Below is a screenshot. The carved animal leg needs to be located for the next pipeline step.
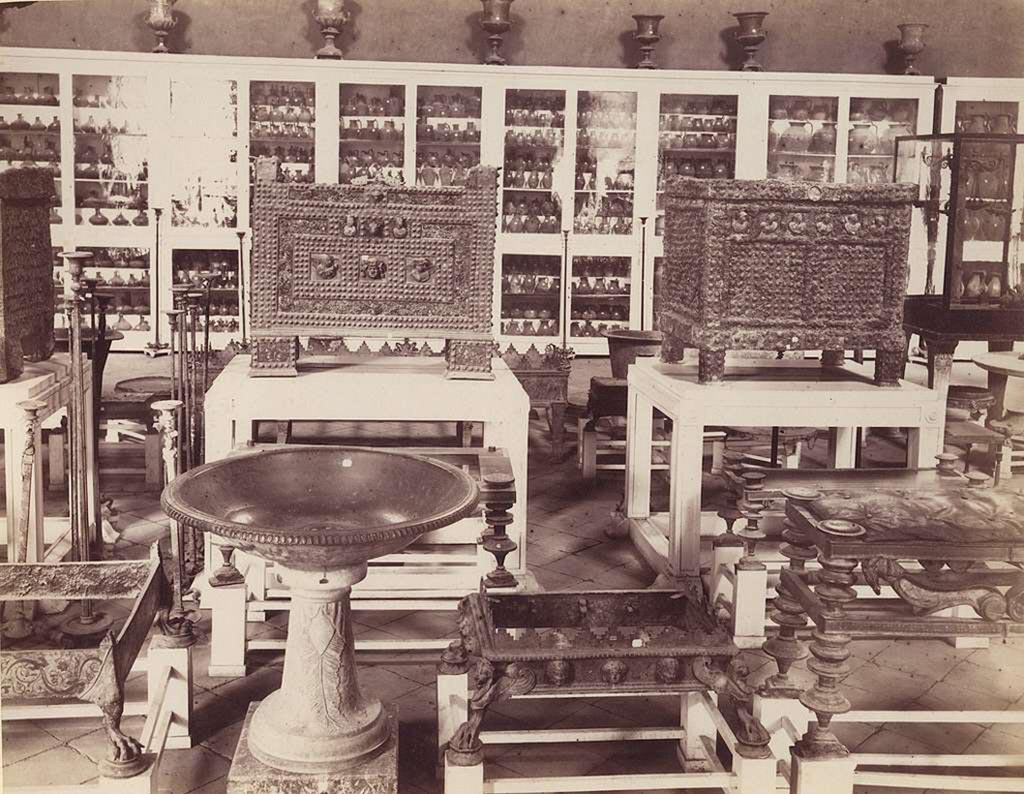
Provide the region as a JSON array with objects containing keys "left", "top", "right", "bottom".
[
  {"left": 81, "top": 632, "right": 145, "bottom": 777},
  {"left": 698, "top": 348, "right": 727, "bottom": 384}
]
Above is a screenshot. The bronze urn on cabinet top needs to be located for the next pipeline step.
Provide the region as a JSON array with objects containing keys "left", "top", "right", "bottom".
[
  {"left": 659, "top": 178, "right": 917, "bottom": 385},
  {"left": 249, "top": 166, "right": 499, "bottom": 379}
]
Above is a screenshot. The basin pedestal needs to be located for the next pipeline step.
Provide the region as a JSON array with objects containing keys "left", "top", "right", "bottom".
[
  {"left": 161, "top": 446, "right": 480, "bottom": 793},
  {"left": 247, "top": 563, "right": 388, "bottom": 772}
]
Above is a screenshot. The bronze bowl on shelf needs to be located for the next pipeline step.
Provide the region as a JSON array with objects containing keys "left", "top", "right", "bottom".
[
  {"left": 603, "top": 328, "right": 663, "bottom": 380},
  {"left": 162, "top": 446, "right": 479, "bottom": 773}
]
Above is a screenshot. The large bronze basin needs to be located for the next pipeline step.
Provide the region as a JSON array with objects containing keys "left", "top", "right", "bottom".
[{"left": 161, "top": 446, "right": 480, "bottom": 571}]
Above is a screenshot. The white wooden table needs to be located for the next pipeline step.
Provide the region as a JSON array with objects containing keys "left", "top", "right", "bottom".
[
  {"left": 974, "top": 351, "right": 1024, "bottom": 477},
  {"left": 1, "top": 354, "right": 96, "bottom": 561},
  {"left": 625, "top": 357, "right": 944, "bottom": 582},
  {"left": 199, "top": 355, "right": 531, "bottom": 675}
]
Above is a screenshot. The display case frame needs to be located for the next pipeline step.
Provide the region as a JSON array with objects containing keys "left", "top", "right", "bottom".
[{"left": 1, "top": 47, "right": 936, "bottom": 355}]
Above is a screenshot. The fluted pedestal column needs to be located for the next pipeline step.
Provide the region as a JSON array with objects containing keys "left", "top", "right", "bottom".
[{"left": 247, "top": 563, "right": 389, "bottom": 773}]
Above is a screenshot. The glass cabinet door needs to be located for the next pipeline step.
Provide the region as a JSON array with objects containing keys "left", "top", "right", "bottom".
[
  {"left": 767, "top": 94, "right": 838, "bottom": 183},
  {"left": 73, "top": 75, "right": 149, "bottom": 226},
  {"left": 169, "top": 79, "right": 238, "bottom": 227},
  {"left": 249, "top": 80, "right": 315, "bottom": 184},
  {"left": 415, "top": 85, "right": 481, "bottom": 187},
  {"left": 172, "top": 249, "right": 241, "bottom": 344},
  {"left": 502, "top": 88, "right": 565, "bottom": 235},
  {"left": 499, "top": 254, "right": 561, "bottom": 339},
  {"left": 656, "top": 93, "right": 737, "bottom": 236},
  {"left": 574, "top": 91, "right": 636, "bottom": 235},
  {"left": 55, "top": 246, "right": 152, "bottom": 347},
  {"left": 847, "top": 96, "right": 918, "bottom": 184},
  {"left": 954, "top": 101, "right": 1019, "bottom": 134},
  {"left": 0, "top": 72, "right": 62, "bottom": 225},
  {"left": 569, "top": 255, "right": 631, "bottom": 340},
  {"left": 339, "top": 83, "right": 405, "bottom": 184}
]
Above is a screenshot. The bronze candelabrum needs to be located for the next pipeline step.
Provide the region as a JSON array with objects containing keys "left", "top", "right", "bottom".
[{"left": 480, "top": 0, "right": 514, "bottom": 65}]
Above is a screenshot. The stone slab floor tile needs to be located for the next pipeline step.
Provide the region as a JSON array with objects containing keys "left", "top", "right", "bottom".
[
  {"left": 856, "top": 726, "right": 939, "bottom": 756},
  {"left": 965, "top": 725, "right": 1024, "bottom": 755},
  {"left": 183, "top": 776, "right": 229, "bottom": 794},
  {"left": 528, "top": 526, "right": 604, "bottom": 556},
  {"left": 489, "top": 693, "right": 590, "bottom": 727},
  {"left": 833, "top": 720, "right": 881, "bottom": 751},
  {"left": 914, "top": 678, "right": 1016, "bottom": 714},
  {"left": 882, "top": 717, "right": 986, "bottom": 754},
  {"left": 2, "top": 744, "right": 98, "bottom": 786},
  {"left": 157, "top": 744, "right": 232, "bottom": 794},
  {"left": 872, "top": 639, "right": 975, "bottom": 681},
  {"left": 848, "top": 638, "right": 895, "bottom": 660},
  {"left": 356, "top": 664, "right": 426, "bottom": 703},
  {"left": 545, "top": 702, "right": 643, "bottom": 731},
  {"left": 490, "top": 740, "right": 609, "bottom": 778},
  {"left": 199, "top": 713, "right": 244, "bottom": 761},
  {"left": 379, "top": 610, "right": 458, "bottom": 642},
  {"left": 942, "top": 658, "right": 1024, "bottom": 705},
  {"left": 589, "top": 695, "right": 682, "bottom": 728},
  {"left": 842, "top": 661, "right": 936, "bottom": 708},
  {"left": 966, "top": 638, "right": 1024, "bottom": 675},
  {"left": 530, "top": 565, "right": 586, "bottom": 591},
  {"left": 1, "top": 720, "right": 62, "bottom": 767}
]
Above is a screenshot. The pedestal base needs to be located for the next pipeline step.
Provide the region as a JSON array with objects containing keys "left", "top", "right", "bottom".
[{"left": 227, "top": 703, "right": 398, "bottom": 794}]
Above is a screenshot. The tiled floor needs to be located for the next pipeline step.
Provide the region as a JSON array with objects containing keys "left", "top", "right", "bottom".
[{"left": 2, "top": 355, "right": 1023, "bottom": 793}]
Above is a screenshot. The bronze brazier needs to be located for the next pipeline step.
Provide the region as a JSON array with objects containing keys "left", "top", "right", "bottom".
[
  {"left": 249, "top": 167, "right": 499, "bottom": 379},
  {"left": 661, "top": 178, "right": 916, "bottom": 385}
]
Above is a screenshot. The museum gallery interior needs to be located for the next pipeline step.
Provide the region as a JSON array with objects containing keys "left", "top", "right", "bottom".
[{"left": 1, "top": 0, "right": 1024, "bottom": 792}]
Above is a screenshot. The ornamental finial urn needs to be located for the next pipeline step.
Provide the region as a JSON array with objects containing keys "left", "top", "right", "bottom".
[
  {"left": 897, "top": 23, "right": 928, "bottom": 75},
  {"left": 733, "top": 11, "right": 768, "bottom": 71},
  {"left": 146, "top": 0, "right": 177, "bottom": 54},
  {"left": 480, "top": 0, "right": 514, "bottom": 65},
  {"left": 314, "top": 0, "right": 350, "bottom": 59},
  {"left": 632, "top": 15, "right": 665, "bottom": 69}
]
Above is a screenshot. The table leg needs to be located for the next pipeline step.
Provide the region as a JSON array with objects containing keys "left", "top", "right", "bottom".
[
  {"left": 827, "top": 428, "right": 858, "bottom": 468},
  {"left": 988, "top": 372, "right": 1010, "bottom": 422},
  {"left": 546, "top": 402, "right": 566, "bottom": 460},
  {"left": 925, "top": 337, "right": 957, "bottom": 411},
  {"left": 667, "top": 423, "right": 704, "bottom": 579},
  {"left": 907, "top": 425, "right": 942, "bottom": 469},
  {"left": 625, "top": 388, "right": 654, "bottom": 519}
]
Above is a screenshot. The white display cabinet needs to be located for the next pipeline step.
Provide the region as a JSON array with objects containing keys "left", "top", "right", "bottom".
[{"left": 2, "top": 48, "right": 936, "bottom": 354}]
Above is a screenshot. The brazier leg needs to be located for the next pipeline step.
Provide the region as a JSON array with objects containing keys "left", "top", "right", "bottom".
[
  {"left": 698, "top": 348, "right": 727, "bottom": 384},
  {"left": 250, "top": 337, "right": 298, "bottom": 377},
  {"left": 445, "top": 339, "right": 496, "bottom": 381},
  {"left": 437, "top": 641, "right": 470, "bottom": 765},
  {"left": 821, "top": 349, "right": 845, "bottom": 368},
  {"left": 874, "top": 347, "right": 905, "bottom": 386}
]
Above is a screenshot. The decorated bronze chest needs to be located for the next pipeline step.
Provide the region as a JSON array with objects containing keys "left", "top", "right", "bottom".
[
  {"left": 0, "top": 167, "right": 55, "bottom": 383},
  {"left": 661, "top": 178, "right": 916, "bottom": 385},
  {"left": 250, "top": 167, "right": 498, "bottom": 379}
]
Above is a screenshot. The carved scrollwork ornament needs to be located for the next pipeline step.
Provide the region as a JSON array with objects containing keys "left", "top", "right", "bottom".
[{"left": 863, "top": 556, "right": 1013, "bottom": 621}]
